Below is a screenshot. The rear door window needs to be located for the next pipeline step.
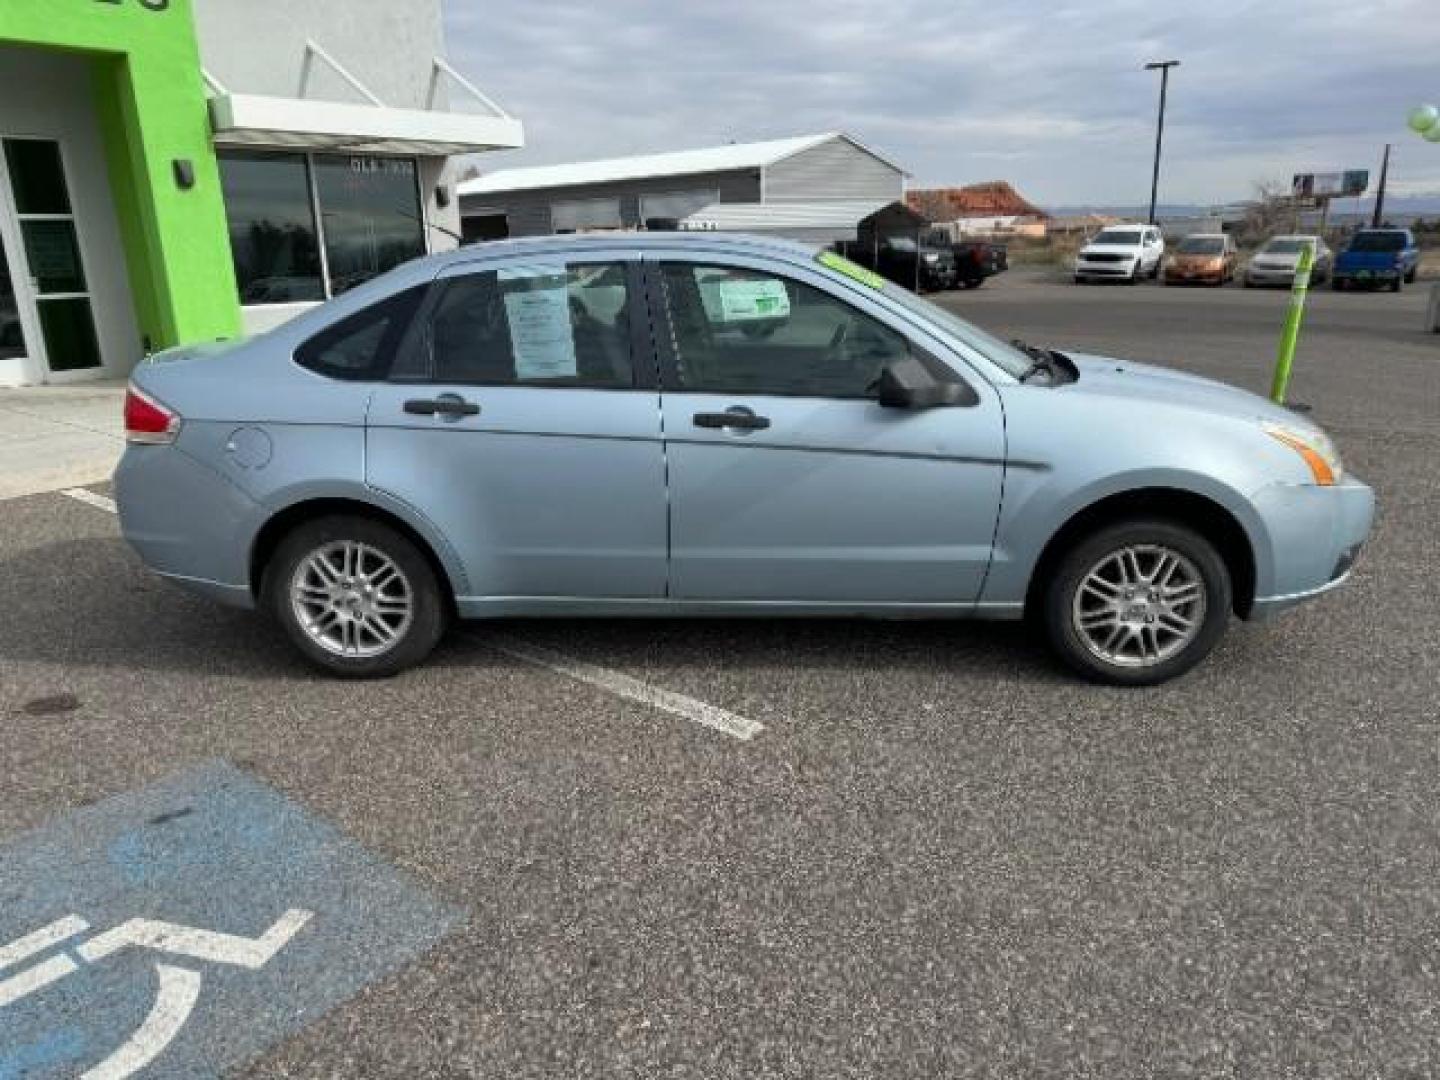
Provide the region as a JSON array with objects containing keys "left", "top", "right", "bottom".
[{"left": 425, "top": 262, "right": 635, "bottom": 387}]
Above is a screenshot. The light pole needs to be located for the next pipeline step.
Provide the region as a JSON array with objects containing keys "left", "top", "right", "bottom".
[{"left": 1144, "top": 60, "right": 1180, "bottom": 226}]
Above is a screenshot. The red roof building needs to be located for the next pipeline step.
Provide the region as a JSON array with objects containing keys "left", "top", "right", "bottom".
[{"left": 905, "top": 182, "right": 1048, "bottom": 222}]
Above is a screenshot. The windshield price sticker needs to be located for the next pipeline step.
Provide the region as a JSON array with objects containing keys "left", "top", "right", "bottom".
[{"left": 0, "top": 761, "right": 460, "bottom": 1079}]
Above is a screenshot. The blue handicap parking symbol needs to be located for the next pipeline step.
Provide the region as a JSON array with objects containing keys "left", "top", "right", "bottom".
[{"left": 0, "top": 761, "right": 462, "bottom": 1079}]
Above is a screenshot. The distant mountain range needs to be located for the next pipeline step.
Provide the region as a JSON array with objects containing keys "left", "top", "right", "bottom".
[{"left": 1048, "top": 195, "right": 1440, "bottom": 220}]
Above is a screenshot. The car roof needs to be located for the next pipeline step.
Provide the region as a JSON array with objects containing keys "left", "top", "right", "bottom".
[
  {"left": 420, "top": 230, "right": 822, "bottom": 272},
  {"left": 1181, "top": 233, "right": 1226, "bottom": 239}
]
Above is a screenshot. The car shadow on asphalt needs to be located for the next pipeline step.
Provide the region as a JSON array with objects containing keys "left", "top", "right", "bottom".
[{"left": 0, "top": 536, "right": 1071, "bottom": 687}]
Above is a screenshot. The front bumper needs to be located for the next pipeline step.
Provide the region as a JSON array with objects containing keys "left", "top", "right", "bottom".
[
  {"left": 1247, "top": 475, "right": 1375, "bottom": 619},
  {"left": 1333, "top": 268, "right": 1401, "bottom": 286},
  {"left": 1247, "top": 266, "right": 1299, "bottom": 285},
  {"left": 1074, "top": 260, "right": 1136, "bottom": 279}
]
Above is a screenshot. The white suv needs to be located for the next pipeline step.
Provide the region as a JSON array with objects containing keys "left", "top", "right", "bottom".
[{"left": 1074, "top": 225, "right": 1165, "bottom": 283}]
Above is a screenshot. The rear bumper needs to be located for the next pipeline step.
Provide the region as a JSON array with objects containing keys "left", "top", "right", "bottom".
[
  {"left": 114, "top": 444, "right": 260, "bottom": 609},
  {"left": 1247, "top": 476, "right": 1374, "bottom": 619}
]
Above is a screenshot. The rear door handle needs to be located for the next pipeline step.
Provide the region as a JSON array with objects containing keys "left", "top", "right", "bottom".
[
  {"left": 693, "top": 408, "right": 770, "bottom": 431},
  {"left": 403, "top": 394, "right": 480, "bottom": 418}
]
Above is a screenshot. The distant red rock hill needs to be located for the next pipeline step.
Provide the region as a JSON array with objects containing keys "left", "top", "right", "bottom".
[{"left": 906, "top": 182, "right": 1049, "bottom": 221}]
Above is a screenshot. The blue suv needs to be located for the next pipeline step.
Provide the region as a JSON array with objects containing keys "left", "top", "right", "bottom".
[{"left": 1332, "top": 229, "right": 1420, "bottom": 292}]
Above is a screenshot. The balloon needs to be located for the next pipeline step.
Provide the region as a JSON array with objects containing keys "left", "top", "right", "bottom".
[{"left": 1409, "top": 104, "right": 1439, "bottom": 133}]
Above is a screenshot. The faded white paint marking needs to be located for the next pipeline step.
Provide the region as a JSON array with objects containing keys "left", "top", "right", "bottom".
[
  {"left": 80, "top": 963, "right": 202, "bottom": 1080},
  {"left": 0, "top": 954, "right": 78, "bottom": 1008},
  {"left": 78, "top": 909, "right": 314, "bottom": 970},
  {"left": 61, "top": 487, "right": 117, "bottom": 514},
  {"left": 487, "top": 639, "right": 764, "bottom": 741},
  {"left": 0, "top": 914, "right": 89, "bottom": 972}
]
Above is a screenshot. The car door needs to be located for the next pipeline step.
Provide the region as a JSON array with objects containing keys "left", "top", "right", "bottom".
[
  {"left": 366, "top": 253, "right": 667, "bottom": 605},
  {"left": 649, "top": 253, "right": 1006, "bottom": 605}
]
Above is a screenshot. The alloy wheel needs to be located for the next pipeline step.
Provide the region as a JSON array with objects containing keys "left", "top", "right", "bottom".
[
  {"left": 289, "top": 540, "right": 414, "bottom": 658},
  {"left": 1070, "top": 543, "right": 1207, "bottom": 668}
]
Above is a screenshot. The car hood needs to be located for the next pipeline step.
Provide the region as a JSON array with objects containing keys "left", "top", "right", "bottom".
[
  {"left": 1079, "top": 244, "right": 1141, "bottom": 257},
  {"left": 1062, "top": 352, "right": 1304, "bottom": 428}
]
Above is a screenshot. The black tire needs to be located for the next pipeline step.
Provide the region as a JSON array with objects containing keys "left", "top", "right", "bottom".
[
  {"left": 1041, "top": 518, "right": 1232, "bottom": 687},
  {"left": 1405, "top": 266, "right": 1417, "bottom": 284},
  {"left": 263, "top": 515, "right": 447, "bottom": 678},
  {"left": 1391, "top": 276, "right": 1402, "bottom": 293}
]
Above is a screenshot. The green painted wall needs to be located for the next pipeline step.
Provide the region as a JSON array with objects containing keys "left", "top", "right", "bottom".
[{"left": 0, "top": 0, "right": 240, "bottom": 350}]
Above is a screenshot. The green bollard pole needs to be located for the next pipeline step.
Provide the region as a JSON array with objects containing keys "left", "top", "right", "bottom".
[{"left": 1270, "top": 242, "right": 1315, "bottom": 405}]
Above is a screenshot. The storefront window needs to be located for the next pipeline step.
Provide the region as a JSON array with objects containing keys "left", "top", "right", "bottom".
[
  {"left": 313, "top": 155, "right": 426, "bottom": 295},
  {"left": 218, "top": 152, "right": 324, "bottom": 304}
]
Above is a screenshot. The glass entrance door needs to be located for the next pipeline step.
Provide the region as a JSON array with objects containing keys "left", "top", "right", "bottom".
[
  {"left": 0, "top": 226, "right": 29, "bottom": 375},
  {"left": 0, "top": 138, "right": 101, "bottom": 377}
]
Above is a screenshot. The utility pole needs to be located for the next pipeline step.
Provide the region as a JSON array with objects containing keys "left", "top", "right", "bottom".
[
  {"left": 1145, "top": 60, "right": 1180, "bottom": 226},
  {"left": 1371, "top": 142, "right": 1391, "bottom": 227}
]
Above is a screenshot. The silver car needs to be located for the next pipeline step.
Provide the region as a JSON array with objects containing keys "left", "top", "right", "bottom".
[
  {"left": 1245, "top": 235, "right": 1333, "bottom": 287},
  {"left": 115, "top": 234, "right": 1374, "bottom": 686}
]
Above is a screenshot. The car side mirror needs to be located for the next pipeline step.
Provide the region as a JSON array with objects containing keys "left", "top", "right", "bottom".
[{"left": 874, "top": 355, "right": 976, "bottom": 409}]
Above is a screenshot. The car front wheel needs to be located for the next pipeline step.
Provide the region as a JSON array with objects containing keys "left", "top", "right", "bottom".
[
  {"left": 264, "top": 515, "right": 447, "bottom": 677},
  {"left": 1042, "top": 519, "right": 1232, "bottom": 686}
]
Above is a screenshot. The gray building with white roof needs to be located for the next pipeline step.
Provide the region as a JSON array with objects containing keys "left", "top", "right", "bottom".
[{"left": 457, "top": 132, "right": 910, "bottom": 244}]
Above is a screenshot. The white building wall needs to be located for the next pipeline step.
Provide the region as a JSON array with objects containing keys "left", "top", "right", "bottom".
[
  {"left": 192, "top": 0, "right": 466, "bottom": 337},
  {"left": 0, "top": 45, "right": 140, "bottom": 384},
  {"left": 762, "top": 137, "right": 903, "bottom": 203},
  {"left": 191, "top": 0, "right": 447, "bottom": 110}
]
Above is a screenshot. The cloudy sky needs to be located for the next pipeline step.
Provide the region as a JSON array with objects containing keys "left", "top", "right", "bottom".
[{"left": 445, "top": 0, "right": 1440, "bottom": 207}]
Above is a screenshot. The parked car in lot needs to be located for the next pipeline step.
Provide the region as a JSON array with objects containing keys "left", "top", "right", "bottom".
[
  {"left": 1164, "top": 233, "right": 1238, "bottom": 286},
  {"left": 116, "top": 232, "right": 1373, "bottom": 686},
  {"left": 1332, "top": 229, "right": 1420, "bottom": 292},
  {"left": 843, "top": 236, "right": 957, "bottom": 292},
  {"left": 1244, "top": 235, "right": 1332, "bottom": 288},
  {"left": 1074, "top": 225, "right": 1165, "bottom": 283},
  {"left": 923, "top": 232, "right": 1008, "bottom": 289}
]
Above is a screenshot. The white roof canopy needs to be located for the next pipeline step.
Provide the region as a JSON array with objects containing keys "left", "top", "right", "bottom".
[
  {"left": 458, "top": 133, "right": 901, "bottom": 196},
  {"left": 206, "top": 46, "right": 523, "bottom": 156}
]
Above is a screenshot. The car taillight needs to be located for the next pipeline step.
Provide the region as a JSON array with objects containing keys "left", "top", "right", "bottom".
[{"left": 124, "top": 385, "right": 181, "bottom": 445}]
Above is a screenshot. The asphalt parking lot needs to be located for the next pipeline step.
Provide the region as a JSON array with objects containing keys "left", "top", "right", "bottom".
[{"left": 3, "top": 273, "right": 1439, "bottom": 1078}]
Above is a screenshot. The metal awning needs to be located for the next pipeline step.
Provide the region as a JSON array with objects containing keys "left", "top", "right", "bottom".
[
  {"left": 205, "top": 47, "right": 524, "bottom": 155},
  {"left": 678, "top": 200, "right": 922, "bottom": 243}
]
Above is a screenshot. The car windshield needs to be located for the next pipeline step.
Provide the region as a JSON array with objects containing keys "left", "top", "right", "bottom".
[
  {"left": 877, "top": 281, "right": 1033, "bottom": 380},
  {"left": 1178, "top": 238, "right": 1224, "bottom": 254},
  {"left": 1093, "top": 230, "right": 1142, "bottom": 245},
  {"left": 1262, "top": 238, "right": 1310, "bottom": 254},
  {"left": 1348, "top": 232, "right": 1405, "bottom": 252}
]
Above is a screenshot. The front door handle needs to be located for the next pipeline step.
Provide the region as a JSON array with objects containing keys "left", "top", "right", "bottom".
[
  {"left": 693, "top": 407, "right": 770, "bottom": 431},
  {"left": 403, "top": 394, "right": 480, "bottom": 418}
]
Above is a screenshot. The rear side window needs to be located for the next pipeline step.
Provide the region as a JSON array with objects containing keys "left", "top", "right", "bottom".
[
  {"left": 426, "top": 262, "right": 634, "bottom": 387},
  {"left": 295, "top": 286, "right": 425, "bottom": 381}
]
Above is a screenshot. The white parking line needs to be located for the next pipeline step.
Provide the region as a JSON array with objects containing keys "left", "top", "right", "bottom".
[
  {"left": 62, "top": 487, "right": 117, "bottom": 514},
  {"left": 484, "top": 638, "right": 764, "bottom": 741}
]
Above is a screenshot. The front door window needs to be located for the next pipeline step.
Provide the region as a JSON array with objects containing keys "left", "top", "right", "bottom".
[{"left": 1, "top": 139, "right": 100, "bottom": 373}]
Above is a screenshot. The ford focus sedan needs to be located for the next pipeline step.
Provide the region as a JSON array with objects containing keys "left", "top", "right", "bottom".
[{"left": 115, "top": 233, "right": 1373, "bottom": 686}]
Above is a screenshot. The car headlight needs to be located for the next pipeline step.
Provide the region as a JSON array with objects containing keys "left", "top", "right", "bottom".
[
  {"left": 1263, "top": 423, "right": 1342, "bottom": 485},
  {"left": 923, "top": 253, "right": 940, "bottom": 264}
]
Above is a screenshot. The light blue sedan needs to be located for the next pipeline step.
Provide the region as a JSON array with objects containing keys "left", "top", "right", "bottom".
[{"left": 114, "top": 234, "right": 1373, "bottom": 685}]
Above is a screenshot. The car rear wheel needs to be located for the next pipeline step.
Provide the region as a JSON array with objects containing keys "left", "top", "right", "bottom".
[
  {"left": 264, "top": 515, "right": 446, "bottom": 678},
  {"left": 1042, "top": 519, "right": 1232, "bottom": 686}
]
